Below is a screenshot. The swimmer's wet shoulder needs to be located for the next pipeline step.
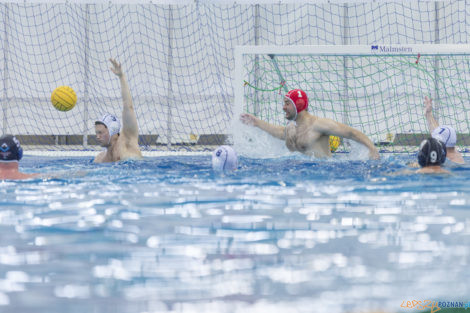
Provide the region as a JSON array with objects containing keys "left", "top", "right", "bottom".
[
  {"left": 93, "top": 59, "right": 143, "bottom": 163},
  {"left": 240, "top": 88, "right": 379, "bottom": 160}
]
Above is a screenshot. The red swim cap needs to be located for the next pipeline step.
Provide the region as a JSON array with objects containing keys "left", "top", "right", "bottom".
[{"left": 285, "top": 89, "right": 308, "bottom": 113}]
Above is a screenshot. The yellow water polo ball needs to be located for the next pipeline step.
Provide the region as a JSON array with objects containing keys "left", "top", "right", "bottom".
[
  {"left": 51, "top": 86, "right": 77, "bottom": 112},
  {"left": 329, "top": 135, "right": 341, "bottom": 152}
]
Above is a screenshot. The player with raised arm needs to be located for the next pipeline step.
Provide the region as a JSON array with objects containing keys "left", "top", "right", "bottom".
[
  {"left": 240, "top": 89, "right": 379, "bottom": 160},
  {"left": 94, "top": 59, "right": 142, "bottom": 163},
  {"left": 424, "top": 96, "right": 464, "bottom": 165}
]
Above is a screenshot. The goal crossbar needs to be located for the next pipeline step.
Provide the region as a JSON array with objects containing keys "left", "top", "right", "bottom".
[{"left": 234, "top": 44, "right": 470, "bottom": 154}]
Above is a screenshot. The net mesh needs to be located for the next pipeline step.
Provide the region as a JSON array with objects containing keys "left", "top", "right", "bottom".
[
  {"left": 0, "top": 2, "right": 469, "bottom": 151},
  {"left": 241, "top": 52, "right": 470, "bottom": 152}
]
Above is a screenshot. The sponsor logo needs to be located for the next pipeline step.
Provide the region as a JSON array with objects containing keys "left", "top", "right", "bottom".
[
  {"left": 371, "top": 45, "right": 413, "bottom": 53},
  {"left": 401, "top": 300, "right": 470, "bottom": 313},
  {"left": 0, "top": 143, "right": 10, "bottom": 152},
  {"left": 400, "top": 300, "right": 440, "bottom": 313}
]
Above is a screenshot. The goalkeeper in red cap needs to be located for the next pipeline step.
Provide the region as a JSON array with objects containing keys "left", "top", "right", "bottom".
[{"left": 240, "top": 89, "right": 379, "bottom": 160}]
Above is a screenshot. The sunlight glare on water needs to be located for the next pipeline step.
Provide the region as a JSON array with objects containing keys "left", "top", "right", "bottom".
[{"left": 0, "top": 155, "right": 469, "bottom": 313}]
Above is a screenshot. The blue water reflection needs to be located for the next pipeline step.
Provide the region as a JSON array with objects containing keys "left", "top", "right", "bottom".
[{"left": 0, "top": 155, "right": 469, "bottom": 313}]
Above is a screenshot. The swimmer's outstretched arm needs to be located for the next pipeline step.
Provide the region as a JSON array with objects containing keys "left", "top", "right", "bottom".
[
  {"left": 110, "top": 58, "right": 139, "bottom": 141},
  {"left": 314, "top": 118, "right": 380, "bottom": 160},
  {"left": 240, "top": 113, "right": 285, "bottom": 140},
  {"left": 424, "top": 96, "right": 439, "bottom": 132}
]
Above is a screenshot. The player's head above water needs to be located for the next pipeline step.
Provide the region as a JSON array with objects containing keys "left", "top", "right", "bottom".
[
  {"left": 417, "top": 137, "right": 446, "bottom": 167},
  {"left": 212, "top": 145, "right": 238, "bottom": 172},
  {"left": 0, "top": 134, "right": 23, "bottom": 163}
]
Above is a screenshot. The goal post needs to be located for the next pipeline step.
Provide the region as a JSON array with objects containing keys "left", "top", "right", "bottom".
[
  {"left": 0, "top": 3, "right": 235, "bottom": 153},
  {"left": 234, "top": 44, "right": 470, "bottom": 154}
]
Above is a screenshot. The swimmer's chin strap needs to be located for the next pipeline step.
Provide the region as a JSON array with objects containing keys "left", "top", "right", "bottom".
[
  {"left": 292, "top": 108, "right": 298, "bottom": 122},
  {"left": 284, "top": 98, "right": 298, "bottom": 138},
  {"left": 287, "top": 97, "right": 298, "bottom": 122}
]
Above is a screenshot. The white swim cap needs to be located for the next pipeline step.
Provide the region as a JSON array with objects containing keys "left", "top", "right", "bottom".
[
  {"left": 212, "top": 145, "right": 238, "bottom": 172},
  {"left": 431, "top": 125, "right": 457, "bottom": 148},
  {"left": 96, "top": 113, "right": 121, "bottom": 138}
]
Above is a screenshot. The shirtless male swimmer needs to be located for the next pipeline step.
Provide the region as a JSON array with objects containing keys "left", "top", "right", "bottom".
[
  {"left": 240, "top": 89, "right": 380, "bottom": 160},
  {"left": 94, "top": 59, "right": 142, "bottom": 163}
]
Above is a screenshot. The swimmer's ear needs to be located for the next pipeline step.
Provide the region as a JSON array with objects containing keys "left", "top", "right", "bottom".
[
  {"left": 12, "top": 135, "right": 23, "bottom": 161},
  {"left": 18, "top": 146, "right": 23, "bottom": 161}
]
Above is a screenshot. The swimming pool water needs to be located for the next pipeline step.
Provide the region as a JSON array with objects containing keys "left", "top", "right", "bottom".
[{"left": 1, "top": 155, "right": 469, "bottom": 313}]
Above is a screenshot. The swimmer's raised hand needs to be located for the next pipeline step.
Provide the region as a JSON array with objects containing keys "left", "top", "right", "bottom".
[
  {"left": 109, "top": 58, "right": 123, "bottom": 77},
  {"left": 240, "top": 113, "right": 259, "bottom": 126},
  {"left": 424, "top": 96, "right": 433, "bottom": 114}
]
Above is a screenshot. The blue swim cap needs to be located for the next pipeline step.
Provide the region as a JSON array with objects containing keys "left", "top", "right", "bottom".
[
  {"left": 417, "top": 137, "right": 446, "bottom": 167},
  {"left": 0, "top": 134, "right": 23, "bottom": 162},
  {"left": 212, "top": 145, "right": 238, "bottom": 172}
]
